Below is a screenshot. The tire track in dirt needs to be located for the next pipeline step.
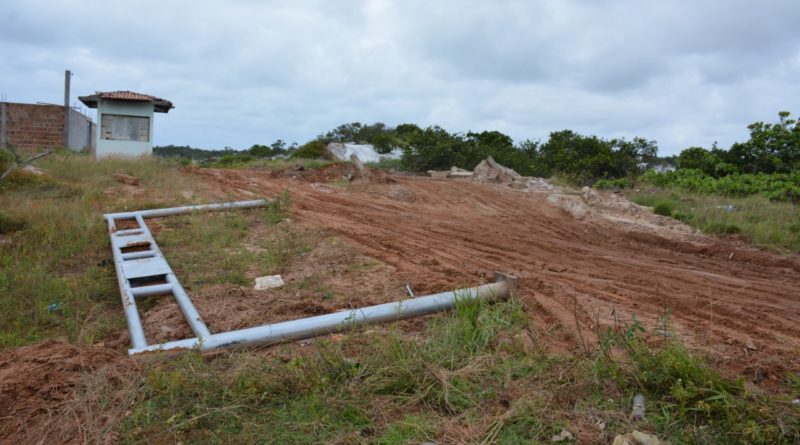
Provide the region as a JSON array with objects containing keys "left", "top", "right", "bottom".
[{"left": 195, "top": 168, "right": 800, "bottom": 383}]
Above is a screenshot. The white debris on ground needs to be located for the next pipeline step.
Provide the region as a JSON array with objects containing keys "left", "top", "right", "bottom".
[
  {"left": 611, "top": 430, "right": 663, "bottom": 445},
  {"left": 550, "top": 428, "right": 574, "bottom": 442},
  {"left": 327, "top": 142, "right": 402, "bottom": 164},
  {"left": 254, "top": 275, "right": 285, "bottom": 290},
  {"left": 20, "top": 165, "right": 45, "bottom": 176}
]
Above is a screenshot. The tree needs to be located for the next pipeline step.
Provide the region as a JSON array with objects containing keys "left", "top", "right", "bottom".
[
  {"left": 728, "top": 111, "right": 799, "bottom": 174},
  {"left": 248, "top": 139, "right": 288, "bottom": 158},
  {"left": 401, "top": 126, "right": 472, "bottom": 171},
  {"left": 676, "top": 147, "right": 714, "bottom": 172},
  {"left": 533, "top": 131, "right": 657, "bottom": 183}
]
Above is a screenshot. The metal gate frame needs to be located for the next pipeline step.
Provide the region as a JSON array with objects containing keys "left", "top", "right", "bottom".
[{"left": 105, "top": 200, "right": 516, "bottom": 355}]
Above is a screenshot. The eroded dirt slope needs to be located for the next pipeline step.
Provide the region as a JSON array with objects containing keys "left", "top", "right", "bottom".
[{"left": 196, "top": 167, "right": 800, "bottom": 383}]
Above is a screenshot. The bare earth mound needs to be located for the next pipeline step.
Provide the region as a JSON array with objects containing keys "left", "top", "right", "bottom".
[{"left": 195, "top": 168, "right": 800, "bottom": 384}]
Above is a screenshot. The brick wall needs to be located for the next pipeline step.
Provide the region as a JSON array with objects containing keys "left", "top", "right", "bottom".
[{"left": 2, "top": 103, "right": 65, "bottom": 151}]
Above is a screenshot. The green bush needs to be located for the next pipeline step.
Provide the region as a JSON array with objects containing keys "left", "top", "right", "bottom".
[
  {"left": 641, "top": 169, "right": 800, "bottom": 202},
  {"left": 653, "top": 201, "right": 674, "bottom": 216},
  {"left": 703, "top": 221, "right": 742, "bottom": 235},
  {"left": 217, "top": 153, "right": 254, "bottom": 166},
  {"left": 291, "top": 140, "right": 331, "bottom": 160}
]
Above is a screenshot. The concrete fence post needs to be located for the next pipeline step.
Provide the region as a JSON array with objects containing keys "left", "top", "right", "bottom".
[{"left": 63, "top": 70, "right": 71, "bottom": 149}]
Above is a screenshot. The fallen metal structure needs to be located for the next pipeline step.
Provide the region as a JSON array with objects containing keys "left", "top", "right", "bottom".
[{"left": 105, "top": 199, "right": 517, "bottom": 356}]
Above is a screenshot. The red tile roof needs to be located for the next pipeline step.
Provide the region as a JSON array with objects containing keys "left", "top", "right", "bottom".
[
  {"left": 78, "top": 90, "right": 174, "bottom": 113},
  {"left": 95, "top": 91, "right": 163, "bottom": 102}
]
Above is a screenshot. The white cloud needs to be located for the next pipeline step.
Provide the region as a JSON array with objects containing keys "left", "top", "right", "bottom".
[{"left": 1, "top": 0, "right": 798, "bottom": 154}]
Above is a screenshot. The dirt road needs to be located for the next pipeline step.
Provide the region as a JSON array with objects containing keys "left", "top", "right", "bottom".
[{"left": 196, "top": 167, "right": 800, "bottom": 383}]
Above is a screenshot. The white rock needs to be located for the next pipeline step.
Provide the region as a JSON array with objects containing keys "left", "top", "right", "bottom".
[
  {"left": 550, "top": 429, "right": 573, "bottom": 442},
  {"left": 254, "top": 275, "right": 285, "bottom": 290},
  {"left": 327, "top": 142, "right": 402, "bottom": 163}
]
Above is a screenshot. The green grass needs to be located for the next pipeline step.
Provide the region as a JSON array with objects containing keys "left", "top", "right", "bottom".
[
  {"left": 200, "top": 156, "right": 339, "bottom": 171},
  {"left": 652, "top": 200, "right": 674, "bottom": 217},
  {"left": 154, "top": 192, "right": 303, "bottom": 289},
  {"left": 119, "top": 295, "right": 531, "bottom": 444},
  {"left": 629, "top": 189, "right": 800, "bottom": 252},
  {"left": 110, "top": 294, "right": 800, "bottom": 444},
  {"left": 0, "top": 153, "right": 224, "bottom": 348}
]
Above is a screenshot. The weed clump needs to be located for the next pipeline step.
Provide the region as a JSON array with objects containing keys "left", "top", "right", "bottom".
[
  {"left": 652, "top": 200, "right": 674, "bottom": 216},
  {"left": 703, "top": 221, "right": 742, "bottom": 235},
  {"left": 591, "top": 316, "right": 800, "bottom": 445},
  {"left": 0, "top": 211, "right": 25, "bottom": 234},
  {"left": 0, "top": 147, "right": 16, "bottom": 172},
  {"left": 263, "top": 190, "right": 291, "bottom": 224}
]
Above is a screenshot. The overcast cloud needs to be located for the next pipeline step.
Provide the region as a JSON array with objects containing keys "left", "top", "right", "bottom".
[{"left": 2, "top": 0, "right": 799, "bottom": 154}]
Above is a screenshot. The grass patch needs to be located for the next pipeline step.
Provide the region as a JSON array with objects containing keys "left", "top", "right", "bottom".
[
  {"left": 592, "top": 323, "right": 800, "bottom": 444},
  {"left": 629, "top": 189, "right": 800, "bottom": 252},
  {"left": 201, "top": 156, "right": 339, "bottom": 171},
  {"left": 119, "top": 296, "right": 530, "bottom": 443},
  {"left": 152, "top": 190, "right": 299, "bottom": 289},
  {"left": 0, "top": 210, "right": 26, "bottom": 234},
  {"left": 114, "top": 295, "right": 800, "bottom": 444},
  {"left": 652, "top": 200, "right": 673, "bottom": 216},
  {"left": 0, "top": 154, "right": 215, "bottom": 348}
]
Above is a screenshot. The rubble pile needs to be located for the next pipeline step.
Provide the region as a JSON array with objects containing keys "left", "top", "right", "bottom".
[{"left": 470, "top": 156, "right": 553, "bottom": 192}]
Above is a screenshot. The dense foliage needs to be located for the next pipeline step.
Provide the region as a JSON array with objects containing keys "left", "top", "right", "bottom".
[
  {"left": 533, "top": 131, "right": 657, "bottom": 183},
  {"left": 675, "top": 112, "right": 799, "bottom": 177},
  {"left": 154, "top": 111, "right": 797, "bottom": 196},
  {"left": 321, "top": 122, "right": 403, "bottom": 154},
  {"left": 155, "top": 140, "right": 295, "bottom": 161},
  {"left": 398, "top": 126, "right": 536, "bottom": 174},
  {"left": 640, "top": 112, "right": 800, "bottom": 201},
  {"left": 397, "top": 125, "right": 653, "bottom": 181},
  {"left": 154, "top": 145, "right": 233, "bottom": 160},
  {"left": 290, "top": 139, "right": 330, "bottom": 160},
  {"left": 248, "top": 139, "right": 290, "bottom": 158},
  {"left": 641, "top": 169, "right": 800, "bottom": 202}
]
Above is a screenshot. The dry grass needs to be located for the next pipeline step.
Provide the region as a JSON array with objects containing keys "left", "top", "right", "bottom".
[
  {"left": 628, "top": 189, "right": 800, "bottom": 253},
  {"left": 0, "top": 153, "right": 222, "bottom": 347}
]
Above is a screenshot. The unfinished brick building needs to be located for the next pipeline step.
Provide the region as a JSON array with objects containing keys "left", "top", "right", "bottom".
[{"left": 0, "top": 102, "right": 95, "bottom": 154}]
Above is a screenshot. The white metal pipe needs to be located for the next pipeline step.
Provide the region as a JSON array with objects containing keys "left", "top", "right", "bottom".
[
  {"left": 128, "top": 273, "right": 517, "bottom": 355},
  {"left": 131, "top": 283, "right": 174, "bottom": 297},
  {"left": 131, "top": 212, "right": 212, "bottom": 339},
  {"left": 121, "top": 251, "right": 156, "bottom": 261},
  {"left": 105, "top": 199, "right": 268, "bottom": 221},
  {"left": 106, "top": 217, "right": 148, "bottom": 349},
  {"left": 166, "top": 273, "right": 212, "bottom": 339}
]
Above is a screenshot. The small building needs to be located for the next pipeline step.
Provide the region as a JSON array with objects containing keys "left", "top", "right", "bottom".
[{"left": 79, "top": 91, "right": 173, "bottom": 158}]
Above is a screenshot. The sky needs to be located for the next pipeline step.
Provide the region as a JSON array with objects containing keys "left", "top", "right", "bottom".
[{"left": 1, "top": 0, "right": 799, "bottom": 155}]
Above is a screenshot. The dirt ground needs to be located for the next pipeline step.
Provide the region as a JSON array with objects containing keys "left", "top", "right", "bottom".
[
  {"left": 1, "top": 164, "right": 798, "bottom": 443},
  {"left": 193, "top": 166, "right": 800, "bottom": 384}
]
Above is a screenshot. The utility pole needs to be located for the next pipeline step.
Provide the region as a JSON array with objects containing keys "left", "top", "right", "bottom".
[{"left": 63, "top": 70, "right": 71, "bottom": 148}]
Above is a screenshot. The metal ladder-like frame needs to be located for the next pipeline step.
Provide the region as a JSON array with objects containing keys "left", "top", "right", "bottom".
[
  {"left": 106, "top": 200, "right": 517, "bottom": 356},
  {"left": 105, "top": 200, "right": 268, "bottom": 351}
]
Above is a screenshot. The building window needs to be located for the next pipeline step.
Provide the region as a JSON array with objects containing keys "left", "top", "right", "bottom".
[{"left": 100, "top": 114, "right": 150, "bottom": 142}]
